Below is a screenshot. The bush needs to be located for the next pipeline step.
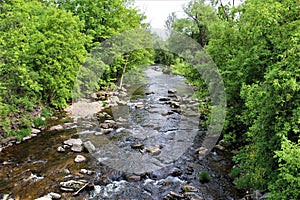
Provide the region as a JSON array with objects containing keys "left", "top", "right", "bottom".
[{"left": 199, "top": 171, "right": 210, "bottom": 183}]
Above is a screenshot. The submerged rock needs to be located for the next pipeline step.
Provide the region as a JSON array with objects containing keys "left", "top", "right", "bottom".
[
  {"left": 83, "top": 141, "right": 96, "bottom": 152},
  {"left": 59, "top": 179, "right": 88, "bottom": 192}
]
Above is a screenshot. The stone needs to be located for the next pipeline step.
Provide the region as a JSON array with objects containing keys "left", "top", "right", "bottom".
[
  {"left": 31, "top": 128, "right": 41, "bottom": 134},
  {"left": 35, "top": 196, "right": 52, "bottom": 200},
  {"left": 131, "top": 143, "right": 144, "bottom": 150},
  {"left": 214, "top": 144, "right": 225, "bottom": 151},
  {"left": 49, "top": 192, "right": 61, "bottom": 199},
  {"left": 108, "top": 96, "right": 119, "bottom": 104},
  {"left": 170, "top": 168, "right": 182, "bottom": 177},
  {"left": 168, "top": 89, "right": 177, "bottom": 94},
  {"left": 159, "top": 97, "right": 171, "bottom": 101},
  {"left": 83, "top": 141, "right": 96, "bottom": 152},
  {"left": 57, "top": 146, "right": 65, "bottom": 152},
  {"left": 117, "top": 101, "right": 127, "bottom": 106},
  {"left": 74, "top": 155, "right": 86, "bottom": 163},
  {"left": 135, "top": 104, "right": 145, "bottom": 109},
  {"left": 147, "top": 145, "right": 161, "bottom": 155},
  {"left": 71, "top": 144, "right": 83, "bottom": 152},
  {"left": 60, "top": 180, "right": 88, "bottom": 191},
  {"left": 49, "top": 125, "right": 64, "bottom": 131},
  {"left": 164, "top": 191, "right": 183, "bottom": 199},
  {"left": 64, "top": 138, "right": 83, "bottom": 146},
  {"left": 169, "top": 101, "right": 180, "bottom": 108},
  {"left": 195, "top": 147, "right": 209, "bottom": 158},
  {"left": 22, "top": 136, "right": 31, "bottom": 141},
  {"left": 126, "top": 175, "right": 141, "bottom": 182},
  {"left": 182, "top": 185, "right": 198, "bottom": 192},
  {"left": 184, "top": 192, "right": 204, "bottom": 200},
  {"left": 80, "top": 169, "right": 95, "bottom": 175}
]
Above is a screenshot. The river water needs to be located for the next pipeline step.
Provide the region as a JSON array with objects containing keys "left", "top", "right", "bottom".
[{"left": 0, "top": 66, "right": 241, "bottom": 199}]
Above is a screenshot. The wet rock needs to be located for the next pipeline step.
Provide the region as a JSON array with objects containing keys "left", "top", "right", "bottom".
[
  {"left": 170, "top": 168, "right": 182, "bottom": 177},
  {"left": 168, "top": 89, "right": 177, "bottom": 94},
  {"left": 35, "top": 196, "right": 52, "bottom": 200},
  {"left": 214, "top": 144, "right": 225, "bottom": 151},
  {"left": 135, "top": 104, "right": 145, "bottom": 109},
  {"left": 159, "top": 97, "right": 171, "bottom": 101},
  {"left": 47, "top": 192, "right": 61, "bottom": 199},
  {"left": 57, "top": 146, "right": 65, "bottom": 152},
  {"left": 101, "top": 128, "right": 114, "bottom": 134},
  {"left": 195, "top": 147, "right": 209, "bottom": 158},
  {"left": 116, "top": 117, "right": 127, "bottom": 123},
  {"left": 49, "top": 125, "right": 64, "bottom": 131},
  {"left": 64, "top": 138, "right": 83, "bottom": 146},
  {"left": 74, "top": 155, "right": 86, "bottom": 163},
  {"left": 184, "top": 192, "right": 204, "bottom": 200},
  {"left": 71, "top": 144, "right": 83, "bottom": 152},
  {"left": 108, "top": 96, "right": 119, "bottom": 105},
  {"left": 117, "top": 100, "right": 127, "bottom": 106},
  {"left": 80, "top": 169, "right": 95, "bottom": 175},
  {"left": 164, "top": 191, "right": 183, "bottom": 199},
  {"left": 31, "top": 128, "right": 41, "bottom": 134},
  {"left": 83, "top": 141, "right": 96, "bottom": 152},
  {"left": 131, "top": 143, "right": 144, "bottom": 150},
  {"left": 126, "top": 175, "right": 141, "bottom": 182},
  {"left": 145, "top": 91, "right": 155, "bottom": 95},
  {"left": 22, "top": 136, "right": 31, "bottom": 141},
  {"left": 24, "top": 173, "right": 44, "bottom": 182},
  {"left": 169, "top": 101, "right": 180, "bottom": 108},
  {"left": 3, "top": 161, "right": 14, "bottom": 165},
  {"left": 182, "top": 185, "right": 198, "bottom": 192},
  {"left": 147, "top": 145, "right": 161, "bottom": 155},
  {"left": 63, "top": 122, "right": 75, "bottom": 128},
  {"left": 59, "top": 179, "right": 88, "bottom": 192}
]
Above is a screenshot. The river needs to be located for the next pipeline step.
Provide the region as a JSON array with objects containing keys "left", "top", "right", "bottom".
[{"left": 0, "top": 66, "right": 241, "bottom": 200}]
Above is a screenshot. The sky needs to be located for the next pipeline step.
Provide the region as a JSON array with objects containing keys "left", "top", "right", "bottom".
[
  {"left": 134, "top": 0, "right": 189, "bottom": 29},
  {"left": 134, "top": 0, "right": 242, "bottom": 29}
]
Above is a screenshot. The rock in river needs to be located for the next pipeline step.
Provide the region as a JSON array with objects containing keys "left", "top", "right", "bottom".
[
  {"left": 74, "top": 155, "right": 86, "bottom": 163},
  {"left": 64, "top": 138, "right": 83, "bottom": 146}
]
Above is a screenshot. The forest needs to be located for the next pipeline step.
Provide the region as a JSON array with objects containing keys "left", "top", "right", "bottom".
[{"left": 0, "top": 0, "right": 299, "bottom": 199}]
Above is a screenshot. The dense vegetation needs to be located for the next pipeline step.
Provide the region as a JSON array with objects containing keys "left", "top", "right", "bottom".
[
  {"left": 165, "top": 0, "right": 299, "bottom": 199},
  {"left": 0, "top": 0, "right": 299, "bottom": 199},
  {"left": 0, "top": 0, "right": 153, "bottom": 138}
]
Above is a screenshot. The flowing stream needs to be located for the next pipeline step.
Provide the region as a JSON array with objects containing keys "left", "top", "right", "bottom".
[{"left": 0, "top": 66, "right": 241, "bottom": 200}]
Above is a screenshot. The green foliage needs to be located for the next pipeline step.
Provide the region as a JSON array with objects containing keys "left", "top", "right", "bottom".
[
  {"left": 199, "top": 171, "right": 210, "bottom": 183},
  {"left": 32, "top": 117, "right": 46, "bottom": 128},
  {"left": 0, "top": 0, "right": 88, "bottom": 109},
  {"left": 166, "top": 0, "right": 300, "bottom": 198}
]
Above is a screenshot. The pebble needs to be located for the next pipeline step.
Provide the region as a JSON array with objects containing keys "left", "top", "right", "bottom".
[
  {"left": 74, "top": 155, "right": 86, "bottom": 163},
  {"left": 57, "top": 146, "right": 65, "bottom": 152}
]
